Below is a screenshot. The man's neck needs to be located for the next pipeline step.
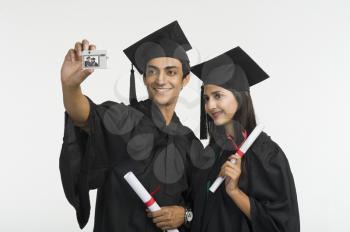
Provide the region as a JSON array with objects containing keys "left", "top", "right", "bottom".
[{"left": 156, "top": 102, "right": 176, "bottom": 126}]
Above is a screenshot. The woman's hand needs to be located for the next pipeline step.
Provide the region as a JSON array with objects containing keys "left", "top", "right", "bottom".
[
  {"left": 219, "top": 154, "right": 242, "bottom": 196},
  {"left": 147, "top": 206, "right": 185, "bottom": 230}
]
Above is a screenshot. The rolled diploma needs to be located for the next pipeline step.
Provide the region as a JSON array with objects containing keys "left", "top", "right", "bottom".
[
  {"left": 124, "top": 171, "right": 179, "bottom": 232},
  {"left": 209, "top": 124, "right": 265, "bottom": 193}
]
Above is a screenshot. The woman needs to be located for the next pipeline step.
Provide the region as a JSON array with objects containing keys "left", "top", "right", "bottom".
[{"left": 190, "top": 47, "right": 300, "bottom": 232}]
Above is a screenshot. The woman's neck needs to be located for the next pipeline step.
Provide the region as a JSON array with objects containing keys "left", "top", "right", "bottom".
[{"left": 224, "top": 121, "right": 235, "bottom": 138}]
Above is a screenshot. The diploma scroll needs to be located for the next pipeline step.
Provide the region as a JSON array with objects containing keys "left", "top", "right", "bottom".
[
  {"left": 124, "top": 172, "right": 179, "bottom": 232},
  {"left": 209, "top": 124, "right": 264, "bottom": 193}
]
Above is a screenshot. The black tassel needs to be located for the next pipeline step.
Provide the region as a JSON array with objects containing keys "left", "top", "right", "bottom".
[
  {"left": 129, "top": 64, "right": 138, "bottom": 105},
  {"left": 200, "top": 85, "right": 208, "bottom": 139}
]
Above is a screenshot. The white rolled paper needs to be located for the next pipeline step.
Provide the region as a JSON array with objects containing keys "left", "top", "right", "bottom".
[
  {"left": 209, "top": 124, "right": 264, "bottom": 193},
  {"left": 124, "top": 172, "right": 179, "bottom": 232}
]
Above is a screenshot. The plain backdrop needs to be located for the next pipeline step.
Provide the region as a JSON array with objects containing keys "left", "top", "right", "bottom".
[{"left": 1, "top": 0, "right": 349, "bottom": 231}]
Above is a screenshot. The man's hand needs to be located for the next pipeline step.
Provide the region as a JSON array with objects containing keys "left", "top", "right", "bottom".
[
  {"left": 147, "top": 206, "right": 185, "bottom": 230},
  {"left": 61, "top": 39, "right": 96, "bottom": 88},
  {"left": 61, "top": 39, "right": 96, "bottom": 127}
]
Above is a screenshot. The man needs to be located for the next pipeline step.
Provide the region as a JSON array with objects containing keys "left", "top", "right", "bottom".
[
  {"left": 84, "top": 56, "right": 91, "bottom": 67},
  {"left": 90, "top": 57, "right": 98, "bottom": 67},
  {"left": 59, "top": 21, "right": 203, "bottom": 232}
]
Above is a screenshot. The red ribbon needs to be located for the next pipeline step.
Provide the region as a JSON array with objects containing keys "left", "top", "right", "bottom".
[
  {"left": 145, "top": 197, "right": 156, "bottom": 207},
  {"left": 150, "top": 185, "right": 160, "bottom": 196},
  {"left": 227, "top": 130, "right": 247, "bottom": 157},
  {"left": 236, "top": 149, "right": 244, "bottom": 157}
]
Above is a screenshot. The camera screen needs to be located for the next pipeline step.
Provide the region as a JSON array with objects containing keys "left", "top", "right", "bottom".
[{"left": 83, "top": 55, "right": 100, "bottom": 68}]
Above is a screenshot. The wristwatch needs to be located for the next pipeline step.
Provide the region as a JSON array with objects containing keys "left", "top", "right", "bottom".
[{"left": 184, "top": 208, "right": 193, "bottom": 225}]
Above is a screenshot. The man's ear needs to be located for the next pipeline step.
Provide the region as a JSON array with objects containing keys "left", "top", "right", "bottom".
[{"left": 182, "top": 73, "right": 191, "bottom": 88}]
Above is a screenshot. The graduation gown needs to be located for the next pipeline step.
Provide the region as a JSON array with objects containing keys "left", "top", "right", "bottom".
[
  {"left": 59, "top": 96, "right": 202, "bottom": 232},
  {"left": 191, "top": 132, "right": 300, "bottom": 232}
]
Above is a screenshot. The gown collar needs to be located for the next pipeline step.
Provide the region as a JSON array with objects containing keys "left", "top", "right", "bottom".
[{"left": 134, "top": 99, "right": 190, "bottom": 136}]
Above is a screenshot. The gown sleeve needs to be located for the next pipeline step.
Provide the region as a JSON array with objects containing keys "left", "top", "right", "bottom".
[
  {"left": 59, "top": 96, "right": 132, "bottom": 228},
  {"left": 247, "top": 135, "right": 300, "bottom": 232}
]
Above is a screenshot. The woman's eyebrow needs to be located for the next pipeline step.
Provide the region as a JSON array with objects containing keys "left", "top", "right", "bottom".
[
  {"left": 203, "top": 91, "right": 224, "bottom": 98},
  {"left": 209, "top": 91, "right": 224, "bottom": 96}
]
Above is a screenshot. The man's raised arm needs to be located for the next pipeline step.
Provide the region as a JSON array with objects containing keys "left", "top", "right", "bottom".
[{"left": 60, "top": 39, "right": 96, "bottom": 127}]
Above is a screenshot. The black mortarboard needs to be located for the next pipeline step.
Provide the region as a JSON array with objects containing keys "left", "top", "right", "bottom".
[
  {"left": 123, "top": 21, "right": 192, "bottom": 105},
  {"left": 190, "top": 46, "right": 269, "bottom": 139}
]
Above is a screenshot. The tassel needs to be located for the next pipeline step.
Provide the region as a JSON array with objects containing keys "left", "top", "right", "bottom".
[
  {"left": 129, "top": 64, "right": 138, "bottom": 105},
  {"left": 200, "top": 85, "right": 208, "bottom": 139}
]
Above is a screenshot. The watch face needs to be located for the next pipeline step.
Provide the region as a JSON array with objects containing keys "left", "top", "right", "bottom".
[{"left": 187, "top": 211, "right": 193, "bottom": 221}]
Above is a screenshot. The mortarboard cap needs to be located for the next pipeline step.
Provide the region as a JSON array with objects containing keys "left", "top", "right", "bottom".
[{"left": 191, "top": 46, "right": 269, "bottom": 139}]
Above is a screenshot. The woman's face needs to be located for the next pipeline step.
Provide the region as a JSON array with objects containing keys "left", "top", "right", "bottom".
[{"left": 203, "top": 84, "right": 238, "bottom": 126}]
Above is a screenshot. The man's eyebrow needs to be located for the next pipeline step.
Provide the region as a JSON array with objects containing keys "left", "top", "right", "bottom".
[
  {"left": 146, "top": 65, "right": 159, "bottom": 70},
  {"left": 164, "top": 66, "right": 179, "bottom": 69},
  {"left": 146, "top": 65, "right": 180, "bottom": 70}
]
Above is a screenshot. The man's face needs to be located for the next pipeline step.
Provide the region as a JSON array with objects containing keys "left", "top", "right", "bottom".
[{"left": 143, "top": 57, "right": 190, "bottom": 107}]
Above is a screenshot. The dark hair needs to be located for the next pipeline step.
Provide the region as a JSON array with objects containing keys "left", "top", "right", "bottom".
[
  {"left": 231, "top": 90, "right": 257, "bottom": 135},
  {"left": 181, "top": 60, "right": 190, "bottom": 78}
]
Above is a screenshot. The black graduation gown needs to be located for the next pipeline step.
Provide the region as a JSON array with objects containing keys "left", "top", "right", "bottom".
[
  {"left": 191, "top": 132, "right": 300, "bottom": 232},
  {"left": 59, "top": 96, "right": 202, "bottom": 232}
]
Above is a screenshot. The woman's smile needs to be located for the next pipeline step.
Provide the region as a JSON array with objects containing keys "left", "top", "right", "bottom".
[{"left": 210, "top": 110, "right": 224, "bottom": 120}]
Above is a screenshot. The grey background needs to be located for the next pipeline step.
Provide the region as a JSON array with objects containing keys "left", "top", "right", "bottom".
[{"left": 1, "top": 0, "right": 349, "bottom": 231}]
